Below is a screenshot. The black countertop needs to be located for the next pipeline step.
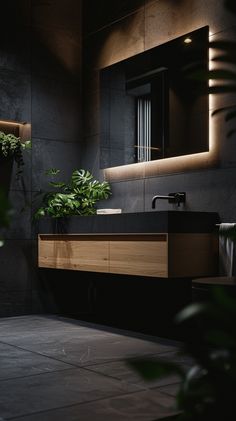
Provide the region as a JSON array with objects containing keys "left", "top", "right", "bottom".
[{"left": 37, "top": 211, "right": 220, "bottom": 234}]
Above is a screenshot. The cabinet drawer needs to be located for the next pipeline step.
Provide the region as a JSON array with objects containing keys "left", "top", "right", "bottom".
[
  {"left": 109, "top": 235, "right": 168, "bottom": 277},
  {"left": 38, "top": 233, "right": 217, "bottom": 278},
  {"left": 38, "top": 235, "right": 109, "bottom": 273}
]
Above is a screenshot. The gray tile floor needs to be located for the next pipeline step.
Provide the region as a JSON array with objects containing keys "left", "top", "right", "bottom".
[{"left": 0, "top": 315, "right": 189, "bottom": 420}]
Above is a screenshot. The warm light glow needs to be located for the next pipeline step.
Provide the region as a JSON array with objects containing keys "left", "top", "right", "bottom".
[
  {"left": 184, "top": 37, "right": 192, "bottom": 44},
  {"left": 0, "top": 119, "right": 26, "bottom": 126},
  {"left": 104, "top": 28, "right": 219, "bottom": 182},
  {"left": 134, "top": 145, "right": 161, "bottom": 151},
  {"left": 208, "top": 32, "right": 216, "bottom": 154}
]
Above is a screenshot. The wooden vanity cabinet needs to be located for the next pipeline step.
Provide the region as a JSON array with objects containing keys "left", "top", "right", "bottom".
[{"left": 38, "top": 232, "right": 218, "bottom": 278}]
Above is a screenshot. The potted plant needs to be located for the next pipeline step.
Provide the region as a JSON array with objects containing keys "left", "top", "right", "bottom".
[
  {"left": 0, "top": 131, "right": 31, "bottom": 180},
  {"left": 129, "top": 286, "right": 236, "bottom": 421},
  {"left": 34, "top": 168, "right": 112, "bottom": 232}
]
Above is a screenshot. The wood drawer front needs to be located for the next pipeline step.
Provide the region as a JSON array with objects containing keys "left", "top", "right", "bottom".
[
  {"left": 38, "top": 233, "right": 217, "bottom": 278},
  {"left": 109, "top": 237, "right": 168, "bottom": 277},
  {"left": 38, "top": 236, "right": 109, "bottom": 273}
]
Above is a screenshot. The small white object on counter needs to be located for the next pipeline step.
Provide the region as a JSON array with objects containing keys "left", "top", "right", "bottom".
[{"left": 96, "top": 208, "right": 122, "bottom": 214}]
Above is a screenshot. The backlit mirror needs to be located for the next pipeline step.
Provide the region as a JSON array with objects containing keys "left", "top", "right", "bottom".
[{"left": 100, "top": 26, "right": 209, "bottom": 168}]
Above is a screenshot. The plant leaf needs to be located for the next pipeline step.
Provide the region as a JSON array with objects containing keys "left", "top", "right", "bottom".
[
  {"left": 227, "top": 128, "right": 236, "bottom": 138},
  {"left": 212, "top": 54, "right": 236, "bottom": 64},
  {"left": 175, "top": 302, "right": 208, "bottom": 324},
  {"left": 128, "top": 359, "right": 184, "bottom": 381},
  {"left": 48, "top": 182, "right": 66, "bottom": 188},
  {"left": 210, "top": 40, "right": 236, "bottom": 51},
  {"left": 211, "top": 105, "right": 236, "bottom": 116},
  {"left": 45, "top": 168, "right": 60, "bottom": 176}
]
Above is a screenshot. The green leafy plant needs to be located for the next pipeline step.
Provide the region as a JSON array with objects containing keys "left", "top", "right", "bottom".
[
  {"left": 34, "top": 168, "right": 112, "bottom": 219},
  {"left": 209, "top": 34, "right": 236, "bottom": 138},
  {"left": 129, "top": 287, "right": 236, "bottom": 420},
  {"left": 183, "top": 0, "right": 236, "bottom": 138},
  {"left": 200, "top": 0, "right": 236, "bottom": 138},
  {"left": 0, "top": 131, "right": 31, "bottom": 178}
]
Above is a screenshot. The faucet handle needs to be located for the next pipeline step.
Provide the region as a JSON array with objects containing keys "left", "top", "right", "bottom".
[{"left": 169, "top": 192, "right": 186, "bottom": 206}]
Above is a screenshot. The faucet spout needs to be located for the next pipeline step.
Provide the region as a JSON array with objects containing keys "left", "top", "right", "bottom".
[
  {"left": 152, "top": 192, "right": 186, "bottom": 209},
  {"left": 152, "top": 195, "right": 173, "bottom": 209}
]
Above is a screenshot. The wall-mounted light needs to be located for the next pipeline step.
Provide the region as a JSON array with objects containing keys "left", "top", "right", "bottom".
[{"left": 184, "top": 37, "right": 192, "bottom": 44}]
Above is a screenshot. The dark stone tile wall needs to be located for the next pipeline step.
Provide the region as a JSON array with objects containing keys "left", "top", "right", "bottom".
[
  {"left": 0, "top": 0, "right": 82, "bottom": 316},
  {"left": 83, "top": 0, "right": 144, "bottom": 36},
  {"left": 82, "top": 0, "right": 236, "bottom": 220},
  {"left": 1, "top": 0, "right": 235, "bottom": 322}
]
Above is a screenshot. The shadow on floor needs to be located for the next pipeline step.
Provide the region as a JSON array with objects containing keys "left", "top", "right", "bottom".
[{"left": 38, "top": 269, "right": 193, "bottom": 341}]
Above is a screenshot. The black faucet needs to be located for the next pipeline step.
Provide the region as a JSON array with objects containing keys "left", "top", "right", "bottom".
[{"left": 152, "top": 192, "right": 186, "bottom": 208}]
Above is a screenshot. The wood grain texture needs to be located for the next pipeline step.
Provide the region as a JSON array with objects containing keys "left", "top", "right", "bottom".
[
  {"left": 168, "top": 233, "right": 218, "bottom": 278},
  {"left": 38, "top": 233, "right": 218, "bottom": 278},
  {"left": 109, "top": 238, "right": 168, "bottom": 277},
  {"left": 38, "top": 236, "right": 109, "bottom": 273}
]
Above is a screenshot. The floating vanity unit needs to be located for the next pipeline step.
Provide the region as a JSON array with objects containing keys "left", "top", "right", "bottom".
[{"left": 38, "top": 211, "right": 219, "bottom": 279}]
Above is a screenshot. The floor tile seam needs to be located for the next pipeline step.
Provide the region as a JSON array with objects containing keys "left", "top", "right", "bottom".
[
  {"left": 0, "top": 315, "right": 74, "bottom": 324},
  {"left": 0, "top": 328, "right": 103, "bottom": 335},
  {"left": 83, "top": 366, "right": 182, "bottom": 391},
  {"left": 0, "top": 314, "right": 182, "bottom": 347},
  {"left": 154, "top": 381, "right": 181, "bottom": 395},
  {"left": 6, "top": 388, "right": 153, "bottom": 420},
  {"left": 0, "top": 367, "right": 76, "bottom": 384},
  {"left": 72, "top": 364, "right": 145, "bottom": 391},
  {"left": 0, "top": 353, "right": 147, "bottom": 388},
  {"left": 0, "top": 338, "right": 180, "bottom": 366},
  {"left": 0, "top": 340, "right": 80, "bottom": 369},
  {"left": 149, "top": 381, "right": 182, "bottom": 392},
  {"left": 79, "top": 350, "right": 181, "bottom": 369},
  {"left": 55, "top": 316, "right": 182, "bottom": 345},
  {"left": 81, "top": 365, "right": 160, "bottom": 391},
  {"left": 0, "top": 333, "right": 180, "bottom": 348}
]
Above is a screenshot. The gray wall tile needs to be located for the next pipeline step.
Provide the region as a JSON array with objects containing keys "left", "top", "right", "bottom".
[
  {"left": 4, "top": 190, "right": 32, "bottom": 240},
  {"left": 0, "top": 1, "right": 82, "bottom": 316},
  {"left": 32, "top": 76, "right": 81, "bottom": 142},
  {"left": 0, "top": 25, "right": 31, "bottom": 74},
  {"left": 0, "top": 69, "right": 31, "bottom": 122},
  {"left": 31, "top": 27, "right": 81, "bottom": 80},
  {"left": 83, "top": 0, "right": 145, "bottom": 35},
  {"left": 82, "top": 0, "right": 236, "bottom": 227},
  {"left": 31, "top": 138, "right": 81, "bottom": 191},
  {"left": 32, "top": 0, "right": 82, "bottom": 31},
  {"left": 0, "top": 240, "right": 32, "bottom": 291}
]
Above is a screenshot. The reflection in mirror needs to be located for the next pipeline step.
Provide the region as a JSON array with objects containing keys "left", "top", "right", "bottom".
[{"left": 100, "top": 26, "right": 209, "bottom": 169}]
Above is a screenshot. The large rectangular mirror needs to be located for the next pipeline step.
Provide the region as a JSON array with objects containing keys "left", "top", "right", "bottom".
[{"left": 100, "top": 26, "right": 209, "bottom": 168}]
